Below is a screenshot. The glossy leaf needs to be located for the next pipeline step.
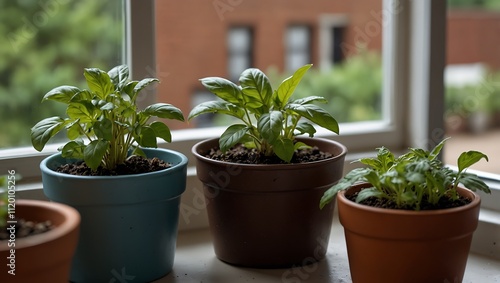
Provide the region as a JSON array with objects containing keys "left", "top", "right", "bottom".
[
  {"left": 239, "top": 68, "right": 273, "bottom": 108},
  {"left": 257, "top": 111, "right": 283, "bottom": 144},
  {"left": 31, "top": 117, "right": 66, "bottom": 151},
  {"left": 275, "top": 64, "right": 312, "bottom": 108},
  {"left": 84, "top": 68, "right": 114, "bottom": 99},
  {"left": 286, "top": 103, "right": 339, "bottom": 134},
  {"left": 220, "top": 124, "right": 248, "bottom": 152},
  {"left": 150, "top": 121, "right": 172, "bottom": 143},
  {"left": 133, "top": 78, "right": 159, "bottom": 99},
  {"left": 143, "top": 103, "right": 185, "bottom": 121},
  {"left": 457, "top": 151, "right": 489, "bottom": 173},
  {"left": 272, "top": 138, "right": 294, "bottom": 163},
  {"left": 94, "top": 117, "right": 113, "bottom": 140},
  {"left": 108, "top": 65, "right": 129, "bottom": 90},
  {"left": 136, "top": 126, "right": 157, "bottom": 148},
  {"left": 61, "top": 141, "right": 85, "bottom": 160},
  {"left": 42, "top": 86, "right": 81, "bottom": 104},
  {"left": 83, "top": 139, "right": 109, "bottom": 170},
  {"left": 295, "top": 121, "right": 316, "bottom": 137},
  {"left": 188, "top": 100, "right": 243, "bottom": 120},
  {"left": 200, "top": 77, "right": 242, "bottom": 105}
]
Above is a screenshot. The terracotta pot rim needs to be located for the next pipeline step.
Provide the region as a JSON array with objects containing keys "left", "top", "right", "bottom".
[
  {"left": 338, "top": 182, "right": 481, "bottom": 216},
  {"left": 1, "top": 199, "right": 80, "bottom": 250},
  {"left": 192, "top": 137, "right": 348, "bottom": 169}
]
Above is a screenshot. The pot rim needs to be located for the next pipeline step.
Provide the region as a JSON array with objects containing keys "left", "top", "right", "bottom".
[
  {"left": 191, "top": 137, "right": 348, "bottom": 169},
  {"left": 40, "top": 147, "right": 188, "bottom": 180},
  {"left": 338, "top": 182, "right": 481, "bottom": 216},
  {"left": 0, "top": 199, "right": 80, "bottom": 250}
]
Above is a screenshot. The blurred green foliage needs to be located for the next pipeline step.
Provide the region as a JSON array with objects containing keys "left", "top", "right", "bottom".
[
  {"left": 267, "top": 50, "right": 383, "bottom": 124},
  {"left": 0, "top": 0, "right": 123, "bottom": 148},
  {"left": 448, "top": 0, "right": 500, "bottom": 10}
]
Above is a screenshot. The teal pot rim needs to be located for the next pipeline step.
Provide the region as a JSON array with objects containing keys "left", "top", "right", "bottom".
[
  {"left": 192, "top": 137, "right": 347, "bottom": 193},
  {"left": 41, "top": 147, "right": 188, "bottom": 206}
]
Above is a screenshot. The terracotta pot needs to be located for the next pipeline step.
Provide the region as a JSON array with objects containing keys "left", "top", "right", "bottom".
[
  {"left": 338, "top": 183, "right": 481, "bottom": 283},
  {"left": 0, "top": 199, "right": 80, "bottom": 283},
  {"left": 192, "top": 137, "right": 347, "bottom": 268}
]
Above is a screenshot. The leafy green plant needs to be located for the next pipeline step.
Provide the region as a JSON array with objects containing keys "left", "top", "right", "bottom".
[
  {"left": 320, "top": 138, "right": 491, "bottom": 210},
  {"left": 188, "top": 64, "right": 339, "bottom": 162},
  {"left": 31, "top": 65, "right": 184, "bottom": 171}
]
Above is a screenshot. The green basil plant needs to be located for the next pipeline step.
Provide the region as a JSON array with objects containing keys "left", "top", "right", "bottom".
[
  {"left": 31, "top": 65, "right": 184, "bottom": 171},
  {"left": 320, "top": 138, "right": 491, "bottom": 210},
  {"left": 188, "top": 64, "right": 339, "bottom": 163}
]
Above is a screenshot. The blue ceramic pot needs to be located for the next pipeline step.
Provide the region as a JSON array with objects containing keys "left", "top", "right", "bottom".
[{"left": 41, "top": 148, "right": 188, "bottom": 283}]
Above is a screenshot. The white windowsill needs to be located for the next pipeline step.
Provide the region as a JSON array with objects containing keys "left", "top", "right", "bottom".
[{"left": 153, "top": 215, "right": 500, "bottom": 283}]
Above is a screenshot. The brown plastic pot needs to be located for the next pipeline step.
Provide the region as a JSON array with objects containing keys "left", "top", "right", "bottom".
[
  {"left": 338, "top": 183, "right": 481, "bottom": 283},
  {"left": 192, "top": 137, "right": 347, "bottom": 268},
  {"left": 0, "top": 199, "right": 80, "bottom": 283}
]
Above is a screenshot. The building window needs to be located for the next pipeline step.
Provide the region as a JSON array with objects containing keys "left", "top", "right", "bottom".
[
  {"left": 319, "top": 14, "right": 349, "bottom": 71},
  {"left": 227, "top": 27, "right": 253, "bottom": 82},
  {"left": 285, "top": 25, "right": 311, "bottom": 73}
]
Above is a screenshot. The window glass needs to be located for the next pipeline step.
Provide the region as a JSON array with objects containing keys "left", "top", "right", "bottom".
[
  {"left": 444, "top": 0, "right": 500, "bottom": 175},
  {"left": 155, "top": 0, "right": 384, "bottom": 129},
  {"left": 0, "top": 0, "right": 124, "bottom": 149}
]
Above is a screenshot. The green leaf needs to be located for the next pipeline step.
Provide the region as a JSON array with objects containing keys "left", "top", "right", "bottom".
[
  {"left": 83, "top": 140, "right": 109, "bottom": 171},
  {"left": 69, "top": 89, "right": 93, "bottom": 103},
  {"left": 150, "top": 121, "right": 172, "bottom": 143},
  {"left": 219, "top": 124, "right": 248, "bottom": 152},
  {"left": 292, "top": 96, "right": 328, "bottom": 105},
  {"left": 286, "top": 103, "right": 339, "bottom": 134},
  {"left": 429, "top": 137, "right": 449, "bottom": 160},
  {"left": 458, "top": 172, "right": 491, "bottom": 194},
  {"left": 239, "top": 68, "right": 273, "bottom": 108},
  {"left": 122, "top": 81, "right": 138, "bottom": 97},
  {"left": 274, "top": 64, "right": 312, "bottom": 108},
  {"left": 61, "top": 141, "right": 85, "bottom": 159},
  {"left": 143, "top": 103, "right": 185, "bottom": 121},
  {"left": 31, "top": 117, "right": 66, "bottom": 151},
  {"left": 355, "top": 187, "right": 384, "bottom": 203},
  {"left": 84, "top": 68, "right": 114, "bottom": 99},
  {"left": 94, "top": 117, "right": 113, "bottom": 140},
  {"left": 188, "top": 100, "right": 243, "bottom": 120},
  {"left": 257, "top": 111, "right": 283, "bottom": 144},
  {"left": 294, "top": 121, "right": 316, "bottom": 137},
  {"left": 66, "top": 101, "right": 96, "bottom": 123},
  {"left": 108, "top": 65, "right": 129, "bottom": 89},
  {"left": 200, "top": 77, "right": 243, "bottom": 105},
  {"left": 457, "top": 151, "right": 489, "bottom": 173},
  {"left": 273, "top": 138, "right": 294, "bottom": 163},
  {"left": 133, "top": 78, "right": 159, "bottom": 99},
  {"left": 42, "top": 86, "right": 81, "bottom": 104},
  {"left": 66, "top": 119, "right": 81, "bottom": 140},
  {"left": 136, "top": 126, "right": 157, "bottom": 148},
  {"left": 293, "top": 141, "right": 310, "bottom": 150}
]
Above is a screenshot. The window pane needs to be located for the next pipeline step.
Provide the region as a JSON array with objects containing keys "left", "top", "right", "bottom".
[
  {"left": 0, "top": 0, "right": 124, "bottom": 149},
  {"left": 155, "top": 0, "right": 384, "bottom": 129},
  {"left": 444, "top": 1, "right": 500, "bottom": 175}
]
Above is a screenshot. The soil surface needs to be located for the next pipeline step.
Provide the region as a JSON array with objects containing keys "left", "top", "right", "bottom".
[
  {"left": 204, "top": 144, "right": 334, "bottom": 164},
  {"left": 347, "top": 190, "right": 472, "bottom": 210},
  {"left": 0, "top": 219, "right": 54, "bottom": 240},
  {"left": 56, "top": 156, "right": 171, "bottom": 176}
]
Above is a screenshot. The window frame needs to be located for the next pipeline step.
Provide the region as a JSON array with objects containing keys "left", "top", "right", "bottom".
[{"left": 1, "top": 0, "right": 499, "bottom": 256}]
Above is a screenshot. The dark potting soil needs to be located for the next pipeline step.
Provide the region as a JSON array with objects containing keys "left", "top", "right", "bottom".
[
  {"left": 0, "top": 219, "right": 54, "bottom": 240},
  {"left": 204, "top": 144, "right": 334, "bottom": 164},
  {"left": 347, "top": 190, "right": 472, "bottom": 210},
  {"left": 56, "top": 155, "right": 171, "bottom": 176}
]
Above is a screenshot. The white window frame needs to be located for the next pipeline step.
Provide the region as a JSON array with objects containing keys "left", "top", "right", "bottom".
[{"left": 1, "top": 0, "right": 499, "bottom": 258}]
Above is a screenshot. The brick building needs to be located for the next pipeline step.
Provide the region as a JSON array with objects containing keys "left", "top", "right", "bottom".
[{"left": 155, "top": 1, "right": 500, "bottom": 129}]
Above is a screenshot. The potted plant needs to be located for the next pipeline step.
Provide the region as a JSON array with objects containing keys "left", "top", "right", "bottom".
[
  {"left": 31, "top": 65, "right": 188, "bottom": 282},
  {"left": 188, "top": 64, "right": 347, "bottom": 267},
  {"left": 0, "top": 175, "right": 80, "bottom": 283},
  {"left": 320, "top": 138, "right": 490, "bottom": 283}
]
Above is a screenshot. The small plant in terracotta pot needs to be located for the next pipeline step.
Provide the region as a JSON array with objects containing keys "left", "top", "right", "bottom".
[
  {"left": 0, "top": 174, "right": 81, "bottom": 283},
  {"left": 31, "top": 65, "right": 188, "bottom": 282},
  {"left": 189, "top": 64, "right": 347, "bottom": 267},
  {"left": 320, "top": 138, "right": 490, "bottom": 283}
]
